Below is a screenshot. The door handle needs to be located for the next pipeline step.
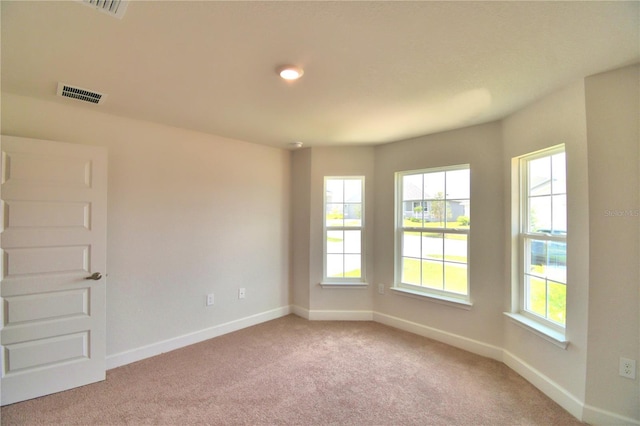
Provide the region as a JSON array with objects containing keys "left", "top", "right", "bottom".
[{"left": 85, "top": 272, "right": 103, "bottom": 281}]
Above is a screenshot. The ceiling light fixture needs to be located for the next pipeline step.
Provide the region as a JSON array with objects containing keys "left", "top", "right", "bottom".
[
  {"left": 277, "top": 65, "right": 304, "bottom": 80},
  {"left": 289, "top": 141, "right": 304, "bottom": 149}
]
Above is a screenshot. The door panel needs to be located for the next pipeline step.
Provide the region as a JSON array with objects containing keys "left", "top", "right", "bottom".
[
  {"left": 5, "top": 200, "right": 91, "bottom": 229},
  {"left": 5, "top": 289, "right": 89, "bottom": 324},
  {"left": 5, "top": 332, "right": 89, "bottom": 372},
  {"left": 5, "top": 245, "right": 90, "bottom": 276},
  {"left": 0, "top": 135, "right": 107, "bottom": 406}
]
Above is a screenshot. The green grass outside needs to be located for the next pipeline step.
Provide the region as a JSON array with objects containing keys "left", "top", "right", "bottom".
[
  {"left": 329, "top": 219, "right": 562, "bottom": 323},
  {"left": 330, "top": 223, "right": 564, "bottom": 326},
  {"left": 327, "top": 268, "right": 361, "bottom": 278},
  {"left": 527, "top": 275, "right": 566, "bottom": 326},
  {"left": 344, "top": 269, "right": 361, "bottom": 277},
  {"left": 403, "top": 231, "right": 468, "bottom": 242},
  {"left": 401, "top": 257, "right": 467, "bottom": 294}
]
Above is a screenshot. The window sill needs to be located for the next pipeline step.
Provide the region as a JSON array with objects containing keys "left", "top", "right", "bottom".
[
  {"left": 320, "top": 282, "right": 369, "bottom": 289},
  {"left": 390, "top": 286, "right": 473, "bottom": 310},
  {"left": 503, "top": 312, "right": 569, "bottom": 349}
]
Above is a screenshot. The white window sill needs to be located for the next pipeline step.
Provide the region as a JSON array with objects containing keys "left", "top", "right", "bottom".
[
  {"left": 503, "top": 312, "right": 569, "bottom": 349},
  {"left": 320, "top": 282, "right": 369, "bottom": 289},
  {"left": 390, "top": 286, "right": 473, "bottom": 310}
]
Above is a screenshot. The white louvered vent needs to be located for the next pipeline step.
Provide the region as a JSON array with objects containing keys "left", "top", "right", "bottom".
[
  {"left": 80, "top": 0, "right": 129, "bottom": 19},
  {"left": 57, "top": 83, "right": 107, "bottom": 105}
]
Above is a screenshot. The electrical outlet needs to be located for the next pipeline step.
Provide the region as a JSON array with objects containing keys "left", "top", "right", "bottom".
[
  {"left": 239, "top": 288, "right": 246, "bottom": 299},
  {"left": 378, "top": 283, "right": 385, "bottom": 295},
  {"left": 206, "top": 293, "right": 214, "bottom": 306},
  {"left": 619, "top": 357, "right": 636, "bottom": 379}
]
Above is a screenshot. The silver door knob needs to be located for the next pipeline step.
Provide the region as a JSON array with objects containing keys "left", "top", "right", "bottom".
[{"left": 85, "top": 272, "right": 103, "bottom": 280}]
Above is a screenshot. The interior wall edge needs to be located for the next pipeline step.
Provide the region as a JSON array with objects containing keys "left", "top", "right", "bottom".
[
  {"left": 372, "top": 311, "right": 503, "bottom": 362},
  {"left": 101, "top": 303, "right": 634, "bottom": 424},
  {"left": 503, "top": 350, "right": 584, "bottom": 421},
  {"left": 308, "top": 310, "right": 374, "bottom": 321},
  {"left": 582, "top": 404, "right": 640, "bottom": 426},
  {"left": 105, "top": 305, "right": 291, "bottom": 370},
  {"left": 291, "top": 305, "right": 310, "bottom": 320},
  {"left": 301, "top": 309, "right": 632, "bottom": 425}
]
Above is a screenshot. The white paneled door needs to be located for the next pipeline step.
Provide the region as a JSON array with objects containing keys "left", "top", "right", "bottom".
[{"left": 0, "top": 136, "right": 107, "bottom": 406}]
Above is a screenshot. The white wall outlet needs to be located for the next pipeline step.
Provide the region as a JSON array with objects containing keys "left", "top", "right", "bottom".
[
  {"left": 206, "top": 293, "right": 214, "bottom": 306},
  {"left": 619, "top": 357, "right": 636, "bottom": 379},
  {"left": 238, "top": 288, "right": 246, "bottom": 299},
  {"left": 378, "top": 283, "right": 385, "bottom": 295}
]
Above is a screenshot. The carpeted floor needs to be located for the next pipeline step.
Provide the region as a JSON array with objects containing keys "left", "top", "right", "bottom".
[{"left": 1, "top": 315, "right": 584, "bottom": 425}]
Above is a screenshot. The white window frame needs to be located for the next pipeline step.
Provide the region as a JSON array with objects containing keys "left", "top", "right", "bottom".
[
  {"left": 322, "top": 176, "right": 366, "bottom": 286},
  {"left": 506, "top": 144, "right": 568, "bottom": 347},
  {"left": 393, "top": 164, "right": 471, "bottom": 306}
]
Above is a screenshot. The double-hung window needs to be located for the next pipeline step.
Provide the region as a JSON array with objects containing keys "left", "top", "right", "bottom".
[
  {"left": 395, "top": 165, "right": 470, "bottom": 302},
  {"left": 323, "top": 177, "right": 364, "bottom": 283},
  {"left": 518, "top": 146, "right": 567, "bottom": 331}
]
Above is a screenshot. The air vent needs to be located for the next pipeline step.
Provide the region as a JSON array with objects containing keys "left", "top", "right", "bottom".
[
  {"left": 80, "top": 0, "right": 129, "bottom": 19},
  {"left": 57, "top": 83, "right": 107, "bottom": 105}
]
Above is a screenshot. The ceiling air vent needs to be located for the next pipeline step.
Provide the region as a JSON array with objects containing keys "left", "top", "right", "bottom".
[
  {"left": 57, "top": 83, "right": 107, "bottom": 105},
  {"left": 80, "top": 0, "right": 129, "bottom": 19}
]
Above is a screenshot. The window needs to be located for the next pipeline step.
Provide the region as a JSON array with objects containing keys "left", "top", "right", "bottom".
[
  {"left": 323, "top": 177, "right": 364, "bottom": 283},
  {"left": 518, "top": 146, "right": 567, "bottom": 331},
  {"left": 395, "top": 165, "right": 470, "bottom": 302}
]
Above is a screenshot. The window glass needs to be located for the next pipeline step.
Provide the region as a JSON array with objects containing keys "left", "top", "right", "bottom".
[
  {"left": 520, "top": 146, "right": 567, "bottom": 328},
  {"left": 324, "top": 177, "right": 364, "bottom": 281},
  {"left": 396, "top": 165, "right": 470, "bottom": 300}
]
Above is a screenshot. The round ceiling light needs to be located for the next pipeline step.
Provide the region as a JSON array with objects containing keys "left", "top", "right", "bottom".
[{"left": 277, "top": 65, "right": 304, "bottom": 80}]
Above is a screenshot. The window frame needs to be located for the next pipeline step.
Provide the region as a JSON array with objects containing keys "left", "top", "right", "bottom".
[
  {"left": 516, "top": 144, "right": 567, "bottom": 335},
  {"left": 393, "top": 164, "right": 471, "bottom": 304},
  {"left": 322, "top": 176, "right": 366, "bottom": 286}
]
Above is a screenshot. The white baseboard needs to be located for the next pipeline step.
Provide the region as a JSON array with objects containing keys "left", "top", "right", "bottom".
[
  {"left": 372, "top": 312, "right": 639, "bottom": 424},
  {"left": 106, "top": 304, "right": 637, "bottom": 425},
  {"left": 308, "top": 309, "right": 374, "bottom": 321},
  {"left": 373, "top": 312, "right": 504, "bottom": 362},
  {"left": 291, "top": 307, "right": 373, "bottom": 321},
  {"left": 583, "top": 404, "right": 640, "bottom": 426},
  {"left": 503, "top": 350, "right": 584, "bottom": 421},
  {"left": 292, "top": 309, "right": 501, "bottom": 361},
  {"left": 106, "top": 305, "right": 291, "bottom": 370},
  {"left": 291, "top": 305, "right": 310, "bottom": 319}
]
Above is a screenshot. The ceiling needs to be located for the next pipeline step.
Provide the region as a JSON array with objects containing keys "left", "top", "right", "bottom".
[{"left": 1, "top": 1, "right": 638, "bottom": 149}]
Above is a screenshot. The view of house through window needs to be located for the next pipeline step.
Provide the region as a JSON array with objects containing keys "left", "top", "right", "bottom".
[
  {"left": 396, "top": 165, "right": 470, "bottom": 299},
  {"left": 324, "top": 177, "right": 364, "bottom": 281},
  {"left": 520, "top": 146, "right": 567, "bottom": 328}
]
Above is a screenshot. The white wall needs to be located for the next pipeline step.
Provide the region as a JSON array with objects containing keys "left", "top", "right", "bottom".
[
  {"left": 1, "top": 93, "right": 291, "bottom": 360},
  {"left": 291, "top": 67, "right": 639, "bottom": 423},
  {"left": 5, "top": 64, "right": 638, "bottom": 423},
  {"left": 584, "top": 64, "right": 639, "bottom": 423},
  {"left": 291, "top": 146, "right": 375, "bottom": 317},
  {"left": 374, "top": 122, "right": 505, "bottom": 348},
  {"left": 291, "top": 148, "right": 312, "bottom": 311},
  {"left": 502, "top": 81, "right": 590, "bottom": 415}
]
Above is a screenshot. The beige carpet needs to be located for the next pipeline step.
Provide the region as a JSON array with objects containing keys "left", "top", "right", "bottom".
[{"left": 1, "top": 315, "right": 584, "bottom": 425}]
